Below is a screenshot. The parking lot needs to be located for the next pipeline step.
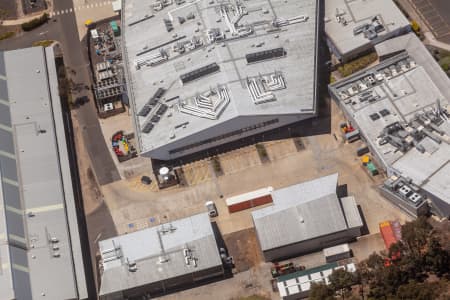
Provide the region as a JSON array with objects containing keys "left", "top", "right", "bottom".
[{"left": 411, "top": 0, "right": 450, "bottom": 43}]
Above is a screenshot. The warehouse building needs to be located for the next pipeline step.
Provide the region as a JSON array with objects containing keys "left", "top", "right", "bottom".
[
  {"left": 324, "top": 0, "right": 410, "bottom": 62},
  {"left": 122, "top": 0, "right": 320, "bottom": 160},
  {"left": 329, "top": 33, "right": 450, "bottom": 218},
  {"left": 98, "top": 213, "right": 225, "bottom": 300},
  {"left": 0, "top": 47, "right": 93, "bottom": 299},
  {"left": 252, "top": 174, "right": 363, "bottom": 262}
]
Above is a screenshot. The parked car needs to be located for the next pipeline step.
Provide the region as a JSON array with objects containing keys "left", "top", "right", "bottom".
[{"left": 205, "top": 201, "right": 218, "bottom": 217}]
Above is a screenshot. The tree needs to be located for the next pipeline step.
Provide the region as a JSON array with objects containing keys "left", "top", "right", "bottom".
[
  {"left": 425, "top": 238, "right": 450, "bottom": 276},
  {"left": 329, "top": 269, "right": 355, "bottom": 299},
  {"left": 401, "top": 217, "right": 432, "bottom": 256},
  {"left": 309, "top": 282, "right": 335, "bottom": 300},
  {"left": 396, "top": 281, "right": 438, "bottom": 300}
]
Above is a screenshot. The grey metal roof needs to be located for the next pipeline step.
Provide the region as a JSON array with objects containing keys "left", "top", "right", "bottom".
[
  {"left": 329, "top": 33, "right": 450, "bottom": 210},
  {"left": 0, "top": 47, "right": 88, "bottom": 300},
  {"left": 122, "top": 0, "right": 319, "bottom": 154},
  {"left": 252, "top": 174, "right": 362, "bottom": 251},
  {"left": 98, "top": 213, "right": 222, "bottom": 296},
  {"left": 341, "top": 196, "right": 364, "bottom": 229},
  {"left": 324, "top": 0, "right": 410, "bottom": 57}
]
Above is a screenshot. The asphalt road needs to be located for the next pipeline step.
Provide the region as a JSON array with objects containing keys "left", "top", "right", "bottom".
[{"left": 0, "top": 1, "right": 121, "bottom": 185}]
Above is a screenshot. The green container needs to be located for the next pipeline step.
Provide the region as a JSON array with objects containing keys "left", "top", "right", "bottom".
[
  {"left": 366, "top": 162, "right": 378, "bottom": 176},
  {"left": 110, "top": 21, "right": 120, "bottom": 36}
]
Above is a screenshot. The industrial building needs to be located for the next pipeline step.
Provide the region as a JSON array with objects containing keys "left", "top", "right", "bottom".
[
  {"left": 324, "top": 0, "right": 410, "bottom": 62},
  {"left": 329, "top": 33, "right": 450, "bottom": 218},
  {"left": 0, "top": 47, "right": 92, "bottom": 299},
  {"left": 251, "top": 174, "right": 363, "bottom": 262},
  {"left": 122, "top": 0, "right": 320, "bottom": 160},
  {"left": 98, "top": 213, "right": 225, "bottom": 300}
]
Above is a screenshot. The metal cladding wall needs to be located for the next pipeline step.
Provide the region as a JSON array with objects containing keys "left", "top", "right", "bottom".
[
  {"left": 262, "top": 228, "right": 361, "bottom": 262},
  {"left": 101, "top": 265, "right": 225, "bottom": 300},
  {"left": 227, "top": 195, "right": 273, "bottom": 213}
]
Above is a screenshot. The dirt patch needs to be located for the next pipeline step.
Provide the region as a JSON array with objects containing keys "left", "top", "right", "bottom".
[{"left": 224, "top": 228, "right": 263, "bottom": 272}]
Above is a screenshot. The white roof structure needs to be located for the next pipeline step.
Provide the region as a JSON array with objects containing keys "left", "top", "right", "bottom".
[
  {"left": 226, "top": 186, "right": 273, "bottom": 206},
  {"left": 329, "top": 33, "right": 450, "bottom": 217},
  {"left": 122, "top": 0, "right": 319, "bottom": 159},
  {"left": 324, "top": 0, "right": 410, "bottom": 60},
  {"left": 252, "top": 174, "right": 363, "bottom": 252},
  {"left": 0, "top": 47, "right": 88, "bottom": 299},
  {"left": 277, "top": 262, "right": 356, "bottom": 299},
  {"left": 98, "top": 213, "right": 223, "bottom": 296}
]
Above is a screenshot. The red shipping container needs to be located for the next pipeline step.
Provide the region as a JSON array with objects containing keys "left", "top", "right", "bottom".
[
  {"left": 226, "top": 187, "right": 273, "bottom": 213},
  {"left": 379, "top": 221, "right": 401, "bottom": 261}
]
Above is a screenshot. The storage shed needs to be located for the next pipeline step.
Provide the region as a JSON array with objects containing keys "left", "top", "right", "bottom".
[{"left": 252, "top": 174, "right": 363, "bottom": 261}]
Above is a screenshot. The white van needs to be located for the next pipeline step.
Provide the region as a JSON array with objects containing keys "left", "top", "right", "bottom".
[{"left": 205, "top": 201, "right": 218, "bottom": 217}]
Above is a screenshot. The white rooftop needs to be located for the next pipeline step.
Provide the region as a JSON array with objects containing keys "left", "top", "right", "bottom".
[
  {"left": 122, "top": 0, "right": 319, "bottom": 153},
  {"left": 329, "top": 33, "right": 450, "bottom": 215},
  {"left": 98, "top": 213, "right": 222, "bottom": 296},
  {"left": 324, "top": 0, "right": 410, "bottom": 57},
  {"left": 0, "top": 47, "right": 88, "bottom": 299}
]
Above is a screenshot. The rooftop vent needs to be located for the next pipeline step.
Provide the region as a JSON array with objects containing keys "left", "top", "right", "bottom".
[
  {"left": 180, "top": 63, "right": 220, "bottom": 84},
  {"left": 141, "top": 122, "right": 154, "bottom": 134},
  {"left": 245, "top": 47, "right": 285, "bottom": 64},
  {"left": 380, "top": 109, "right": 391, "bottom": 117},
  {"left": 369, "top": 113, "right": 380, "bottom": 121}
]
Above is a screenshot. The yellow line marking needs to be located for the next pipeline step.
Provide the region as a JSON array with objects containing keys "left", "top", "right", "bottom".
[
  {"left": 2, "top": 177, "right": 18, "bottom": 187},
  {"left": 0, "top": 99, "right": 9, "bottom": 106},
  {"left": 26, "top": 203, "right": 64, "bottom": 214},
  {"left": 12, "top": 263, "right": 29, "bottom": 273},
  {"left": 8, "top": 234, "right": 27, "bottom": 244},
  {"left": 5, "top": 205, "right": 22, "bottom": 215},
  {"left": 0, "top": 150, "right": 15, "bottom": 159},
  {"left": 0, "top": 123, "right": 12, "bottom": 133}
]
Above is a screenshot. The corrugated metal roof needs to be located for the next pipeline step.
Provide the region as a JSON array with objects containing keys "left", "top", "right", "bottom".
[
  {"left": 98, "top": 213, "right": 223, "bottom": 296},
  {"left": 252, "top": 174, "right": 362, "bottom": 251},
  {"left": 0, "top": 47, "right": 88, "bottom": 299},
  {"left": 341, "top": 196, "right": 364, "bottom": 228}
]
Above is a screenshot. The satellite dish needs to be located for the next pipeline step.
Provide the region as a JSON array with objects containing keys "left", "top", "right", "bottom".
[{"left": 159, "top": 167, "right": 170, "bottom": 176}]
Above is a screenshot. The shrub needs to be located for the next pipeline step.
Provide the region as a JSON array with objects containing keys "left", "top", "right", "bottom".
[
  {"left": 255, "top": 143, "right": 268, "bottom": 158},
  {"left": 338, "top": 52, "right": 378, "bottom": 77},
  {"left": 0, "top": 31, "right": 14, "bottom": 40},
  {"left": 32, "top": 40, "right": 54, "bottom": 47},
  {"left": 21, "top": 13, "right": 49, "bottom": 32},
  {"left": 211, "top": 156, "right": 222, "bottom": 173}
]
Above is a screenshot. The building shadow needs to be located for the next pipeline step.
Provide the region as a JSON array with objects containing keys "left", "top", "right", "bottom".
[{"left": 357, "top": 205, "right": 371, "bottom": 236}]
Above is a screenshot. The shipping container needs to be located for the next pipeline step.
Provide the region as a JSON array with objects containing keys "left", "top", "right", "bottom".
[
  {"left": 226, "top": 187, "right": 273, "bottom": 213},
  {"left": 367, "top": 162, "right": 379, "bottom": 176},
  {"left": 323, "top": 244, "right": 352, "bottom": 263},
  {"left": 379, "top": 221, "right": 398, "bottom": 251},
  {"left": 356, "top": 146, "right": 370, "bottom": 156},
  {"left": 345, "top": 129, "right": 360, "bottom": 143}
]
